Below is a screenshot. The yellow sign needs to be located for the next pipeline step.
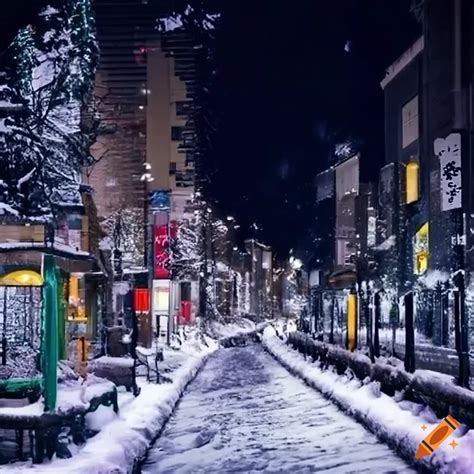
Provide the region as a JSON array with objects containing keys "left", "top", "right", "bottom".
[{"left": 347, "top": 293, "right": 357, "bottom": 352}]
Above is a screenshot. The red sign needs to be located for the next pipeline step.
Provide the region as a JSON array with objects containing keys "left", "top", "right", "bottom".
[
  {"left": 180, "top": 301, "right": 192, "bottom": 324},
  {"left": 153, "top": 221, "right": 177, "bottom": 279},
  {"left": 133, "top": 289, "right": 149, "bottom": 312}
]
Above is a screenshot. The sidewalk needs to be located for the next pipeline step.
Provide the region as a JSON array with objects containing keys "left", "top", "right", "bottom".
[{"left": 262, "top": 327, "right": 473, "bottom": 474}]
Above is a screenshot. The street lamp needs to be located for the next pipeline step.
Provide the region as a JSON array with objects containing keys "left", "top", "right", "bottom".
[{"left": 141, "top": 163, "right": 154, "bottom": 348}]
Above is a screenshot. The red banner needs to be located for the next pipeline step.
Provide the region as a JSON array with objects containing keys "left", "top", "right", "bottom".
[
  {"left": 180, "top": 301, "right": 192, "bottom": 324},
  {"left": 133, "top": 288, "right": 149, "bottom": 312},
  {"left": 153, "top": 220, "right": 177, "bottom": 279}
]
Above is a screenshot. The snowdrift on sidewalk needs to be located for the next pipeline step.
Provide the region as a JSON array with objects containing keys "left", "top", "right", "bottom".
[{"left": 262, "top": 331, "right": 473, "bottom": 474}]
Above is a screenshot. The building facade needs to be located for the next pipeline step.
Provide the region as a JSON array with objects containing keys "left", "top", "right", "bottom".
[{"left": 89, "top": 2, "right": 202, "bottom": 340}]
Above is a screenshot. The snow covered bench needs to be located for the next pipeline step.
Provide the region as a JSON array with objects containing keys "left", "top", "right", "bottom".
[
  {"left": 88, "top": 356, "right": 139, "bottom": 395},
  {"left": 136, "top": 346, "right": 164, "bottom": 383}
]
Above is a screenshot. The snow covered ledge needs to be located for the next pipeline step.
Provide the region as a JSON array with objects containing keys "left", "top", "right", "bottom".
[{"left": 262, "top": 328, "right": 473, "bottom": 474}]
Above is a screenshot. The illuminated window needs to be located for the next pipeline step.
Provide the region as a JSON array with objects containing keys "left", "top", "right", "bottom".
[
  {"left": 0, "top": 270, "right": 43, "bottom": 286},
  {"left": 406, "top": 160, "right": 419, "bottom": 204},
  {"left": 68, "top": 274, "right": 87, "bottom": 321},
  {"left": 402, "top": 96, "right": 419, "bottom": 148},
  {"left": 414, "top": 223, "right": 429, "bottom": 275},
  {"left": 153, "top": 286, "right": 169, "bottom": 312}
]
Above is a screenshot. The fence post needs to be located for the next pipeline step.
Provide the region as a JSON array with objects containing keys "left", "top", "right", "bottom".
[
  {"left": 374, "top": 291, "right": 381, "bottom": 358},
  {"left": 404, "top": 291, "right": 415, "bottom": 373}
]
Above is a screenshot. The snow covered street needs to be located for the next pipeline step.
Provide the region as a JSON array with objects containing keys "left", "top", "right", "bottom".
[{"left": 142, "top": 344, "right": 414, "bottom": 473}]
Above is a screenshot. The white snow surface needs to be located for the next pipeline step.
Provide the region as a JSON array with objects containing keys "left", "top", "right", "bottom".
[
  {"left": 142, "top": 344, "right": 413, "bottom": 473},
  {"left": 205, "top": 317, "right": 255, "bottom": 339},
  {"left": 262, "top": 333, "right": 474, "bottom": 474}
]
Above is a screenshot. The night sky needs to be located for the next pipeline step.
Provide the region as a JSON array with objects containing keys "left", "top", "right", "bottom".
[
  {"left": 1, "top": 0, "right": 421, "bottom": 261},
  {"left": 208, "top": 0, "right": 421, "bottom": 259}
]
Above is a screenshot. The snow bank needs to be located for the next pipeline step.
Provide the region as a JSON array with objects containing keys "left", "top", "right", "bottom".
[
  {"left": 262, "top": 333, "right": 473, "bottom": 474},
  {"left": 205, "top": 318, "right": 255, "bottom": 340},
  {"left": 3, "top": 335, "right": 218, "bottom": 473}
]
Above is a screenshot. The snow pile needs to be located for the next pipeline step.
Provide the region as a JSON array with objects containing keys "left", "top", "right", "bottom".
[
  {"left": 418, "top": 270, "right": 449, "bottom": 289},
  {"left": 84, "top": 404, "right": 117, "bottom": 432},
  {"left": 2, "top": 332, "right": 218, "bottom": 473},
  {"left": 205, "top": 317, "right": 255, "bottom": 340},
  {"left": 262, "top": 333, "right": 473, "bottom": 474},
  {"left": 55, "top": 376, "right": 116, "bottom": 413}
]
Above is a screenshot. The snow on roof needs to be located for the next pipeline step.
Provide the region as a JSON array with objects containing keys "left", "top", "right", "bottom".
[
  {"left": 0, "top": 241, "right": 91, "bottom": 258},
  {"left": 380, "top": 37, "right": 424, "bottom": 90}
]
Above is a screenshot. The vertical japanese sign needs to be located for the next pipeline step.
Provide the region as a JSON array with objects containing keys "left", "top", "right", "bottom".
[
  {"left": 153, "top": 211, "right": 177, "bottom": 279},
  {"left": 434, "top": 132, "right": 462, "bottom": 211},
  {"left": 154, "top": 211, "right": 169, "bottom": 279}
]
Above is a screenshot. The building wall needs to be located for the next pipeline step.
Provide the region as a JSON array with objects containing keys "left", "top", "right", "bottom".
[{"left": 423, "top": 0, "right": 459, "bottom": 274}]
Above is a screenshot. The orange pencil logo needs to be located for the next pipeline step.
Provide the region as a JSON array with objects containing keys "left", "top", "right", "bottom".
[{"left": 416, "top": 415, "right": 460, "bottom": 459}]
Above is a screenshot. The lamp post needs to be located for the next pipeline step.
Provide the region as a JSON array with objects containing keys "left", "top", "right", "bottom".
[{"left": 141, "top": 164, "right": 154, "bottom": 348}]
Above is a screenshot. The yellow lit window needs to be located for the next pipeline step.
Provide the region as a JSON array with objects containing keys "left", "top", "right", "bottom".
[
  {"left": 0, "top": 270, "right": 43, "bottom": 286},
  {"left": 406, "top": 160, "right": 419, "bottom": 204},
  {"left": 414, "top": 223, "right": 429, "bottom": 275}
]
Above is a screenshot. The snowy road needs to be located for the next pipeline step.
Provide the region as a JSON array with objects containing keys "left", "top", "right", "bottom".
[{"left": 142, "top": 345, "right": 414, "bottom": 473}]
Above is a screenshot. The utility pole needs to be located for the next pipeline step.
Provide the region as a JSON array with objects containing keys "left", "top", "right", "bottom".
[{"left": 453, "top": 0, "right": 470, "bottom": 388}]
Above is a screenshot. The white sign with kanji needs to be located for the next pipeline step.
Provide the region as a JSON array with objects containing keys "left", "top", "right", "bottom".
[{"left": 434, "top": 132, "right": 462, "bottom": 211}]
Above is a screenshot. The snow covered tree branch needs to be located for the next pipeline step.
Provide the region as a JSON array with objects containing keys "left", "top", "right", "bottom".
[{"left": 0, "top": 1, "right": 99, "bottom": 222}]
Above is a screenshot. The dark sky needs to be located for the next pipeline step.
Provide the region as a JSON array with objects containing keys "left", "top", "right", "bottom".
[{"left": 208, "top": 0, "right": 421, "bottom": 259}]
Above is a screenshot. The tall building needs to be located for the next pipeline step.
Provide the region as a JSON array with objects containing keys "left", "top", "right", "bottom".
[
  {"left": 375, "top": 0, "right": 474, "bottom": 384},
  {"left": 89, "top": 1, "right": 203, "bottom": 337}
]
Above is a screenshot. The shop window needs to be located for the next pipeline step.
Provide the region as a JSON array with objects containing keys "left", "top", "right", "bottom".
[
  {"left": 402, "top": 96, "right": 419, "bottom": 148},
  {"left": 68, "top": 274, "right": 86, "bottom": 321},
  {"left": 406, "top": 159, "right": 419, "bottom": 204},
  {"left": 414, "top": 223, "right": 429, "bottom": 275}
]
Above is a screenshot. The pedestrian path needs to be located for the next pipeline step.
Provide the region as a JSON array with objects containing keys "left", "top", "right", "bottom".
[{"left": 142, "top": 345, "right": 414, "bottom": 473}]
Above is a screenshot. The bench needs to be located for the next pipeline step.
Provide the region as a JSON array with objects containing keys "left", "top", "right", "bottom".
[
  {"left": 135, "top": 347, "right": 163, "bottom": 383},
  {"left": 88, "top": 356, "right": 139, "bottom": 395}
]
